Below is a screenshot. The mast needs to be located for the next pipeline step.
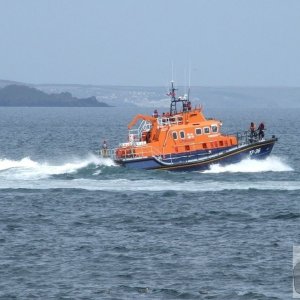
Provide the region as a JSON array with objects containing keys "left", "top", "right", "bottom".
[
  {"left": 168, "top": 81, "right": 188, "bottom": 115},
  {"left": 169, "top": 81, "right": 177, "bottom": 115}
]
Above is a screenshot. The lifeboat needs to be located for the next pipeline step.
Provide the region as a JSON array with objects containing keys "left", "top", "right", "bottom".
[{"left": 101, "top": 82, "right": 278, "bottom": 171}]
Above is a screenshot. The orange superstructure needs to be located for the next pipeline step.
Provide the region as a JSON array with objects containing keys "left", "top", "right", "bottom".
[{"left": 115, "top": 82, "right": 237, "bottom": 161}]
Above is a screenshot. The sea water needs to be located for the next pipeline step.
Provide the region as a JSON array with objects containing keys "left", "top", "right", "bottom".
[{"left": 0, "top": 106, "right": 299, "bottom": 299}]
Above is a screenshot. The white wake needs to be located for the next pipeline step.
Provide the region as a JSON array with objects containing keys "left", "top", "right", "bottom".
[
  {"left": 203, "top": 156, "right": 293, "bottom": 173},
  {"left": 0, "top": 154, "right": 116, "bottom": 180},
  {"left": 0, "top": 155, "right": 296, "bottom": 191}
]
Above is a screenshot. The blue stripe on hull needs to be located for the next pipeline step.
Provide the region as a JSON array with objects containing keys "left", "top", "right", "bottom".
[
  {"left": 117, "top": 139, "right": 276, "bottom": 171},
  {"left": 158, "top": 146, "right": 233, "bottom": 165}
]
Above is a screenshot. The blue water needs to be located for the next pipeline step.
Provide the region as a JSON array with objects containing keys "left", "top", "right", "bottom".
[{"left": 0, "top": 106, "right": 299, "bottom": 299}]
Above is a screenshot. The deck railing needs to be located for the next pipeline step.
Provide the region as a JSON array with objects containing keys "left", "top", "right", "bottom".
[
  {"left": 236, "top": 130, "right": 260, "bottom": 145},
  {"left": 128, "top": 120, "right": 152, "bottom": 142},
  {"left": 157, "top": 116, "right": 183, "bottom": 127}
]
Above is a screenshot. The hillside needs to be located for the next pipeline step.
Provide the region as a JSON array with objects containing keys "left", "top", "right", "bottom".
[
  {"left": 35, "top": 83, "right": 300, "bottom": 109},
  {"left": 0, "top": 84, "right": 110, "bottom": 107},
  {"left": 1, "top": 79, "right": 300, "bottom": 109}
]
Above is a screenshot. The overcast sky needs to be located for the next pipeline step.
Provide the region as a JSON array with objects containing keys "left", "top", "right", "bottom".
[{"left": 0, "top": 0, "right": 299, "bottom": 86}]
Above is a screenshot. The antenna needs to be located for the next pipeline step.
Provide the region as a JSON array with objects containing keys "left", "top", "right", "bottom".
[
  {"left": 188, "top": 60, "right": 191, "bottom": 101},
  {"left": 171, "top": 61, "right": 174, "bottom": 82},
  {"left": 184, "top": 67, "right": 187, "bottom": 95}
]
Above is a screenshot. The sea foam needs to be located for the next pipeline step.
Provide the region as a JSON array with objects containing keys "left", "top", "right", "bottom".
[
  {"left": 203, "top": 156, "right": 293, "bottom": 173},
  {"left": 0, "top": 155, "right": 295, "bottom": 191},
  {"left": 0, "top": 155, "right": 116, "bottom": 180}
]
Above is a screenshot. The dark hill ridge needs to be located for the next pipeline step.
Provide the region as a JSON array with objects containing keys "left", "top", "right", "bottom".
[{"left": 0, "top": 85, "right": 110, "bottom": 107}]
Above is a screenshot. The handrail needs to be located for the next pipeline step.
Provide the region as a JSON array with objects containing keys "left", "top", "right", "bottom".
[
  {"left": 99, "top": 148, "right": 116, "bottom": 159},
  {"left": 128, "top": 119, "right": 152, "bottom": 143},
  {"left": 236, "top": 130, "right": 261, "bottom": 145},
  {"left": 157, "top": 115, "right": 184, "bottom": 127},
  {"left": 127, "top": 114, "right": 156, "bottom": 129}
]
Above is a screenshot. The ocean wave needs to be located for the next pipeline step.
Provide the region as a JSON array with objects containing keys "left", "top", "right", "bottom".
[
  {"left": 0, "top": 155, "right": 292, "bottom": 182},
  {"left": 0, "top": 178, "right": 299, "bottom": 191},
  {"left": 0, "top": 155, "right": 116, "bottom": 180},
  {"left": 203, "top": 156, "right": 293, "bottom": 173},
  {"left": 0, "top": 155, "right": 296, "bottom": 190}
]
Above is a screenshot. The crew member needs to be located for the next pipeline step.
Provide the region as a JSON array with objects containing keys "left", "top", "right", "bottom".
[
  {"left": 102, "top": 140, "right": 108, "bottom": 157},
  {"left": 258, "top": 122, "right": 265, "bottom": 140},
  {"left": 187, "top": 101, "right": 192, "bottom": 111},
  {"left": 250, "top": 122, "right": 255, "bottom": 133},
  {"left": 152, "top": 109, "right": 158, "bottom": 118}
]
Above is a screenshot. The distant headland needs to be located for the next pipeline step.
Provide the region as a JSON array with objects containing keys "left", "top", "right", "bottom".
[
  {"left": 0, "top": 84, "right": 110, "bottom": 107},
  {"left": 1, "top": 79, "right": 300, "bottom": 109}
]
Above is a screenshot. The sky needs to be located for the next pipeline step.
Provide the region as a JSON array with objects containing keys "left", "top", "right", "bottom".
[{"left": 0, "top": 0, "right": 300, "bottom": 86}]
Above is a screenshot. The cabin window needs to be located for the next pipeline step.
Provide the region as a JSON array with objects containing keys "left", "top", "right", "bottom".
[
  {"left": 195, "top": 128, "right": 202, "bottom": 135},
  {"left": 161, "top": 118, "right": 168, "bottom": 125},
  {"left": 211, "top": 125, "right": 218, "bottom": 133},
  {"left": 204, "top": 127, "right": 210, "bottom": 134},
  {"left": 172, "top": 131, "right": 178, "bottom": 140},
  {"left": 180, "top": 131, "right": 185, "bottom": 139},
  {"left": 219, "top": 141, "right": 224, "bottom": 147},
  {"left": 203, "top": 143, "right": 207, "bottom": 149}
]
